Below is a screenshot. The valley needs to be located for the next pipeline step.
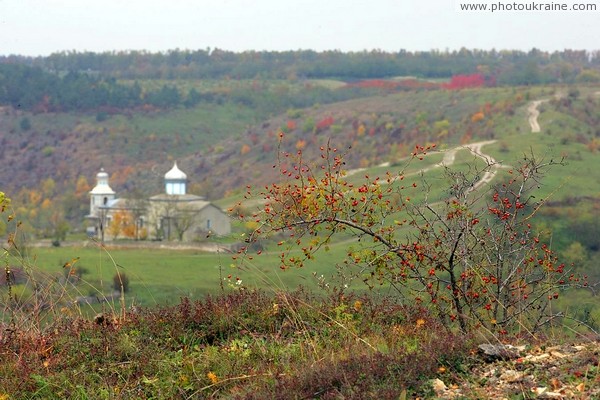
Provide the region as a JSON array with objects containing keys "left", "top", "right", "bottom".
[{"left": 2, "top": 50, "right": 600, "bottom": 399}]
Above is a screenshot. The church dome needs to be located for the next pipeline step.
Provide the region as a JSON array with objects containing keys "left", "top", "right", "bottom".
[
  {"left": 165, "top": 162, "right": 187, "bottom": 195},
  {"left": 90, "top": 168, "right": 115, "bottom": 195},
  {"left": 165, "top": 162, "right": 187, "bottom": 180}
]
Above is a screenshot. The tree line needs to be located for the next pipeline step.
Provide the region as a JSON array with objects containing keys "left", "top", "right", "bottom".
[
  {"left": 0, "top": 62, "right": 389, "bottom": 114},
  {"left": 0, "top": 63, "right": 188, "bottom": 113},
  {"left": 2, "top": 48, "right": 600, "bottom": 114},
  {"left": 3, "top": 47, "right": 600, "bottom": 83}
]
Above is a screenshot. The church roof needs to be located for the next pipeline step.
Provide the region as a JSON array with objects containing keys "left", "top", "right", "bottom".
[
  {"left": 102, "top": 198, "right": 124, "bottom": 209},
  {"left": 165, "top": 162, "right": 187, "bottom": 180},
  {"left": 148, "top": 193, "right": 215, "bottom": 212},
  {"left": 149, "top": 193, "right": 205, "bottom": 202}
]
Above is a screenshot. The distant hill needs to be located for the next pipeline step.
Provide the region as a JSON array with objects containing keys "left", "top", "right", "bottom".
[
  {"left": 0, "top": 85, "right": 515, "bottom": 198},
  {"left": 1, "top": 82, "right": 599, "bottom": 234}
]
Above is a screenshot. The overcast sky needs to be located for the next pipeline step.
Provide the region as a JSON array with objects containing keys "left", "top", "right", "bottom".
[{"left": 0, "top": 0, "right": 598, "bottom": 56}]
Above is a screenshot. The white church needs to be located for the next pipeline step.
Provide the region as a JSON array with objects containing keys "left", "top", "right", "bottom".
[{"left": 86, "top": 162, "right": 231, "bottom": 242}]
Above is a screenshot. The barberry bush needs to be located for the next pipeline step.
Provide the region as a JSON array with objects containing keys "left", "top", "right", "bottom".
[{"left": 238, "top": 137, "right": 582, "bottom": 334}]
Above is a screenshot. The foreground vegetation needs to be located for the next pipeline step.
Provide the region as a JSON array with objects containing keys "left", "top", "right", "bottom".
[
  {"left": 2, "top": 287, "right": 599, "bottom": 399},
  {"left": 1, "top": 289, "right": 476, "bottom": 399}
]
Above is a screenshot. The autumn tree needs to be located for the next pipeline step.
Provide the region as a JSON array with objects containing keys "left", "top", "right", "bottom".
[
  {"left": 108, "top": 210, "right": 135, "bottom": 240},
  {"left": 239, "top": 138, "right": 580, "bottom": 333}
]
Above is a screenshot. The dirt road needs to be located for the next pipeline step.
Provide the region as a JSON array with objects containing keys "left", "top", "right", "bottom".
[
  {"left": 424, "top": 140, "right": 499, "bottom": 193},
  {"left": 527, "top": 99, "right": 546, "bottom": 133}
]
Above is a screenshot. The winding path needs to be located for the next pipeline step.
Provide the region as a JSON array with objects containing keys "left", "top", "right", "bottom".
[
  {"left": 422, "top": 96, "right": 549, "bottom": 190},
  {"left": 249, "top": 97, "right": 547, "bottom": 212},
  {"left": 341, "top": 95, "right": 551, "bottom": 192},
  {"left": 527, "top": 100, "right": 546, "bottom": 133},
  {"left": 233, "top": 97, "right": 551, "bottom": 255},
  {"left": 412, "top": 140, "right": 500, "bottom": 195},
  {"left": 527, "top": 91, "right": 564, "bottom": 133}
]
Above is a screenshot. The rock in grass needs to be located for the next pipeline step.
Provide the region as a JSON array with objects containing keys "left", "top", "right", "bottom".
[
  {"left": 431, "top": 378, "right": 447, "bottom": 394},
  {"left": 477, "top": 343, "right": 522, "bottom": 361}
]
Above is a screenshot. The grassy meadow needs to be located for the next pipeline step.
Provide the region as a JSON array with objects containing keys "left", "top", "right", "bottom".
[{"left": 15, "top": 244, "right": 341, "bottom": 309}]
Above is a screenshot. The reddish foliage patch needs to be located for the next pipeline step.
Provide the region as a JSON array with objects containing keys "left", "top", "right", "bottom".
[
  {"left": 315, "top": 116, "right": 335, "bottom": 132},
  {"left": 443, "top": 73, "right": 496, "bottom": 89}
]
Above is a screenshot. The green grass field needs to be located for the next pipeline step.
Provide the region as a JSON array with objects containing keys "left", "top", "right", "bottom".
[{"left": 17, "top": 242, "right": 346, "bottom": 309}]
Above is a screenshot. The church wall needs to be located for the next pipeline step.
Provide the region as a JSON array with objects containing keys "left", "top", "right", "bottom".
[{"left": 196, "top": 205, "right": 232, "bottom": 237}]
